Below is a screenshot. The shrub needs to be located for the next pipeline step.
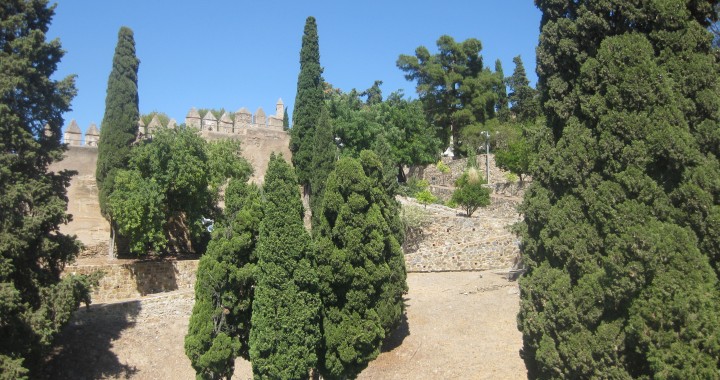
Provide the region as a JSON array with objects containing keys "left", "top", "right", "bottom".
[{"left": 451, "top": 168, "right": 490, "bottom": 217}]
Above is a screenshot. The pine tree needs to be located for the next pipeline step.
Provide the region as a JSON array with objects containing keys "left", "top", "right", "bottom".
[
  {"left": 518, "top": 1, "right": 720, "bottom": 378},
  {"left": 96, "top": 26, "right": 139, "bottom": 221},
  {"left": 185, "top": 179, "right": 262, "bottom": 379},
  {"left": 290, "top": 16, "right": 324, "bottom": 188},
  {"left": 0, "top": 1, "right": 96, "bottom": 376},
  {"left": 494, "top": 59, "right": 509, "bottom": 119},
  {"left": 249, "top": 154, "right": 321, "bottom": 380},
  {"left": 507, "top": 55, "right": 539, "bottom": 122},
  {"left": 314, "top": 151, "right": 407, "bottom": 379},
  {"left": 283, "top": 107, "right": 290, "bottom": 130}
]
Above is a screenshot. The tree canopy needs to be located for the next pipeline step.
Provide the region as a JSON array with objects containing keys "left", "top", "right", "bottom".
[
  {"left": 0, "top": 1, "right": 96, "bottom": 376},
  {"left": 185, "top": 179, "right": 262, "bottom": 379},
  {"left": 313, "top": 151, "right": 408, "bottom": 378},
  {"left": 96, "top": 26, "right": 140, "bottom": 219},
  {"left": 517, "top": 1, "right": 720, "bottom": 378},
  {"left": 249, "top": 154, "right": 321, "bottom": 379},
  {"left": 397, "top": 35, "right": 503, "bottom": 157},
  {"left": 290, "top": 16, "right": 325, "bottom": 188}
]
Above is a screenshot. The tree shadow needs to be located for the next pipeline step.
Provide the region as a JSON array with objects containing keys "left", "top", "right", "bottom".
[
  {"left": 381, "top": 303, "right": 411, "bottom": 353},
  {"left": 43, "top": 300, "right": 142, "bottom": 379}
]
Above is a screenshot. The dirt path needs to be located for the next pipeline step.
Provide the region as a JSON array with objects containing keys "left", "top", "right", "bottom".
[{"left": 46, "top": 271, "right": 525, "bottom": 379}]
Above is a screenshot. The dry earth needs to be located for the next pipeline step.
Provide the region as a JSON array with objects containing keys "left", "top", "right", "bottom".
[{"left": 45, "top": 271, "right": 525, "bottom": 379}]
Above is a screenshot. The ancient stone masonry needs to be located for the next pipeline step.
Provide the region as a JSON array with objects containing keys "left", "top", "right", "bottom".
[{"left": 185, "top": 98, "right": 285, "bottom": 133}]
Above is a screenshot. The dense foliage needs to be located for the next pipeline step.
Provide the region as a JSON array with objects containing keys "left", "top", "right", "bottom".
[
  {"left": 310, "top": 106, "right": 336, "bottom": 226},
  {"left": 314, "top": 151, "right": 408, "bottom": 378},
  {"left": 328, "top": 89, "right": 441, "bottom": 182},
  {"left": 517, "top": 1, "right": 720, "bottom": 378},
  {"left": 185, "top": 179, "right": 262, "bottom": 379},
  {"left": 0, "top": 1, "right": 96, "bottom": 376},
  {"left": 451, "top": 168, "right": 490, "bottom": 217},
  {"left": 108, "top": 128, "right": 251, "bottom": 254},
  {"left": 506, "top": 55, "right": 540, "bottom": 123},
  {"left": 397, "top": 35, "right": 504, "bottom": 157},
  {"left": 249, "top": 154, "right": 321, "bottom": 380},
  {"left": 96, "top": 26, "right": 140, "bottom": 218},
  {"left": 290, "top": 16, "right": 325, "bottom": 188}
]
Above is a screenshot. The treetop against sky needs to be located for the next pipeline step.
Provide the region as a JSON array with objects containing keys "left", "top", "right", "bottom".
[{"left": 48, "top": 0, "right": 540, "bottom": 134}]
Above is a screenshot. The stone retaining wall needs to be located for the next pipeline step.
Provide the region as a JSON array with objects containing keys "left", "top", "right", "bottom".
[
  {"left": 65, "top": 260, "right": 198, "bottom": 303},
  {"left": 402, "top": 198, "right": 521, "bottom": 272}
]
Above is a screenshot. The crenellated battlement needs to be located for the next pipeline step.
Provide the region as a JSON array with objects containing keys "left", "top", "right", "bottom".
[{"left": 62, "top": 98, "right": 287, "bottom": 146}]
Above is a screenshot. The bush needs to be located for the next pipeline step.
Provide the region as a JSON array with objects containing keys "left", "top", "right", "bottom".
[
  {"left": 451, "top": 168, "right": 490, "bottom": 217},
  {"left": 436, "top": 160, "right": 450, "bottom": 174},
  {"left": 398, "top": 177, "right": 429, "bottom": 197}
]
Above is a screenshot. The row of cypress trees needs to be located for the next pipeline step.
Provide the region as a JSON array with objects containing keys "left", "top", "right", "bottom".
[{"left": 186, "top": 16, "right": 408, "bottom": 379}]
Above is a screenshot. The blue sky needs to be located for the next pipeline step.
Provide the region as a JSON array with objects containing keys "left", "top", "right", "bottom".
[{"left": 48, "top": 1, "right": 541, "bottom": 134}]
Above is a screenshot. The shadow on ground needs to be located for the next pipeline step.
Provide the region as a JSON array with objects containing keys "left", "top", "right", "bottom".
[
  {"left": 43, "top": 300, "right": 141, "bottom": 379},
  {"left": 382, "top": 306, "right": 411, "bottom": 352}
]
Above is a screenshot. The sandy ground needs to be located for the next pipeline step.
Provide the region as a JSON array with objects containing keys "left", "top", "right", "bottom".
[{"left": 45, "top": 271, "right": 525, "bottom": 379}]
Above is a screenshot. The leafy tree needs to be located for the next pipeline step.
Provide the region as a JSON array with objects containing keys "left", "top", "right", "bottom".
[
  {"left": 415, "top": 189, "right": 437, "bottom": 207},
  {"left": 109, "top": 128, "right": 250, "bottom": 254},
  {"left": 518, "top": 1, "right": 720, "bottom": 378},
  {"left": 507, "top": 55, "right": 539, "bottom": 122},
  {"left": 314, "top": 151, "right": 407, "bottom": 378},
  {"left": 494, "top": 122, "right": 535, "bottom": 183},
  {"left": 451, "top": 168, "right": 490, "bottom": 217},
  {"left": 361, "top": 80, "right": 384, "bottom": 105},
  {"left": 0, "top": 1, "right": 97, "bottom": 376},
  {"left": 397, "top": 35, "right": 502, "bottom": 157},
  {"left": 96, "top": 26, "right": 139, "bottom": 220},
  {"left": 290, "top": 16, "right": 325, "bottom": 189},
  {"left": 185, "top": 179, "right": 262, "bottom": 379},
  {"left": 249, "top": 154, "right": 321, "bottom": 380}
]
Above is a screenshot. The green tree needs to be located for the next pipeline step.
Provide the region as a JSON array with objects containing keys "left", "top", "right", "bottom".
[
  {"left": 310, "top": 106, "right": 336, "bottom": 228},
  {"left": 494, "top": 122, "right": 537, "bottom": 183},
  {"left": 507, "top": 55, "right": 539, "bottom": 122},
  {"left": 397, "top": 35, "right": 502, "bottom": 157},
  {"left": 451, "top": 168, "right": 490, "bottom": 217},
  {"left": 494, "top": 59, "right": 509, "bottom": 120},
  {"left": 290, "top": 16, "right": 325, "bottom": 189},
  {"left": 249, "top": 154, "right": 321, "bottom": 380},
  {"left": 185, "top": 179, "right": 262, "bottom": 379},
  {"left": 518, "top": 2, "right": 720, "bottom": 378},
  {"left": 415, "top": 189, "right": 437, "bottom": 207},
  {"left": 0, "top": 1, "right": 97, "bottom": 376},
  {"left": 109, "top": 128, "right": 250, "bottom": 254},
  {"left": 314, "top": 151, "right": 407, "bottom": 378},
  {"left": 361, "top": 80, "right": 384, "bottom": 105},
  {"left": 96, "top": 26, "right": 140, "bottom": 223},
  {"left": 283, "top": 107, "right": 290, "bottom": 130}
]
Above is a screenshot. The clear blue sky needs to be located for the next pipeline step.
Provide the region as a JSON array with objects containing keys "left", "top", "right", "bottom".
[{"left": 48, "top": 1, "right": 541, "bottom": 135}]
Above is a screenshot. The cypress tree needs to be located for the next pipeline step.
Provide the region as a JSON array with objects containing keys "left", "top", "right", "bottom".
[
  {"left": 518, "top": 1, "right": 720, "bottom": 378},
  {"left": 310, "top": 106, "right": 336, "bottom": 228},
  {"left": 283, "top": 107, "right": 290, "bottom": 130},
  {"left": 314, "top": 151, "right": 407, "bottom": 379},
  {"left": 290, "top": 16, "right": 324, "bottom": 189},
  {"left": 96, "top": 26, "right": 140, "bottom": 219},
  {"left": 185, "top": 179, "right": 262, "bottom": 379},
  {"left": 0, "top": 1, "right": 95, "bottom": 376},
  {"left": 249, "top": 154, "right": 321, "bottom": 380},
  {"left": 494, "top": 59, "right": 509, "bottom": 119}
]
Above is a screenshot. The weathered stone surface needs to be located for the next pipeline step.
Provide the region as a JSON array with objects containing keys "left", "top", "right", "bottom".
[
  {"left": 254, "top": 107, "right": 266, "bottom": 126},
  {"left": 234, "top": 107, "right": 252, "bottom": 130},
  {"left": 401, "top": 197, "right": 521, "bottom": 273},
  {"left": 147, "top": 115, "right": 161, "bottom": 136},
  {"left": 167, "top": 118, "right": 177, "bottom": 129},
  {"left": 85, "top": 123, "right": 100, "bottom": 146},
  {"left": 219, "top": 112, "right": 233, "bottom": 133},
  {"left": 201, "top": 111, "right": 218, "bottom": 132},
  {"left": 64, "top": 119, "right": 83, "bottom": 146},
  {"left": 185, "top": 107, "right": 201, "bottom": 129}
]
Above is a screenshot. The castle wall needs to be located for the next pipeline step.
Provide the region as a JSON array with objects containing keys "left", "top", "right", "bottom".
[{"left": 50, "top": 146, "right": 111, "bottom": 247}]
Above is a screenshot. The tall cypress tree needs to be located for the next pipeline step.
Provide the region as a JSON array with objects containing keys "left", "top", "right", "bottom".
[
  {"left": 185, "top": 179, "right": 262, "bottom": 379},
  {"left": 290, "top": 16, "right": 324, "bottom": 189},
  {"left": 314, "top": 151, "right": 407, "bottom": 379},
  {"left": 96, "top": 26, "right": 139, "bottom": 219},
  {"left": 309, "top": 106, "right": 336, "bottom": 228},
  {"left": 0, "top": 1, "right": 95, "bottom": 376},
  {"left": 494, "top": 59, "right": 509, "bottom": 119},
  {"left": 518, "top": 1, "right": 720, "bottom": 378},
  {"left": 249, "top": 154, "right": 321, "bottom": 380}
]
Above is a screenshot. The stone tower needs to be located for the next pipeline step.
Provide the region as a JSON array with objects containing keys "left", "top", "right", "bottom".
[
  {"left": 276, "top": 98, "right": 284, "bottom": 118},
  {"left": 64, "top": 119, "right": 82, "bottom": 146},
  {"left": 85, "top": 123, "right": 100, "bottom": 146}
]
